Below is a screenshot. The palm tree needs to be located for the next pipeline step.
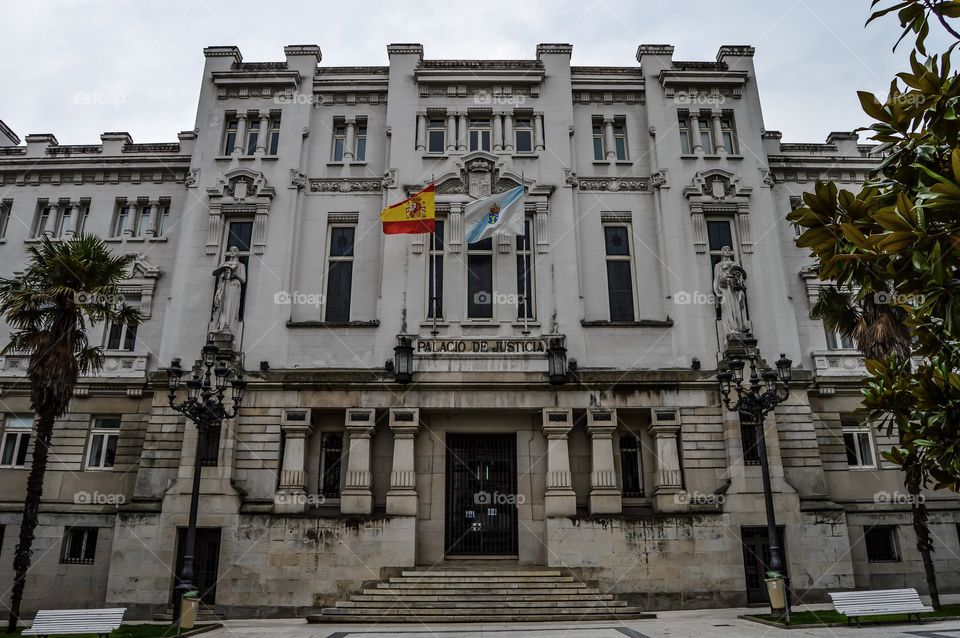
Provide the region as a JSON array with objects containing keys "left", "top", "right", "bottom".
[
  {"left": 813, "top": 286, "right": 940, "bottom": 609},
  {"left": 0, "top": 235, "right": 142, "bottom": 632}
]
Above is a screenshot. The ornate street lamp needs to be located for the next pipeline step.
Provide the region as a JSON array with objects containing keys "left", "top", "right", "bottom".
[
  {"left": 547, "top": 336, "right": 569, "bottom": 385},
  {"left": 717, "top": 339, "right": 792, "bottom": 615},
  {"left": 393, "top": 335, "right": 414, "bottom": 384},
  {"left": 165, "top": 342, "right": 246, "bottom": 625}
]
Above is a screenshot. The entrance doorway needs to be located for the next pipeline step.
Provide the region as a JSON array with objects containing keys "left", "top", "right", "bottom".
[
  {"left": 741, "top": 525, "right": 787, "bottom": 604},
  {"left": 444, "top": 433, "right": 518, "bottom": 556},
  {"left": 172, "top": 527, "right": 222, "bottom": 605}
]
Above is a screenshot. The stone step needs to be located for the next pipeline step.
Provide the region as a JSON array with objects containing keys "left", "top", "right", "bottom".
[
  {"left": 400, "top": 569, "right": 564, "bottom": 580},
  {"left": 378, "top": 580, "right": 585, "bottom": 589},
  {"left": 307, "top": 607, "right": 653, "bottom": 623},
  {"left": 389, "top": 575, "right": 577, "bottom": 584},
  {"left": 336, "top": 599, "right": 627, "bottom": 609},
  {"left": 355, "top": 591, "right": 615, "bottom": 601}
]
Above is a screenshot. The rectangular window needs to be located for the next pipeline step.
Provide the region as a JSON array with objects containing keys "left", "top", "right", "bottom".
[
  {"left": 427, "top": 118, "right": 445, "bottom": 154},
  {"left": 613, "top": 120, "right": 628, "bottom": 160},
  {"left": 603, "top": 224, "right": 635, "bottom": 322},
  {"left": 619, "top": 434, "right": 644, "bottom": 497},
  {"left": 739, "top": 413, "right": 762, "bottom": 465},
  {"left": 245, "top": 118, "right": 259, "bottom": 155},
  {"left": 86, "top": 417, "right": 121, "bottom": 470},
  {"left": 706, "top": 219, "right": 735, "bottom": 275},
  {"left": 592, "top": 121, "right": 605, "bottom": 160},
  {"left": 222, "top": 117, "right": 238, "bottom": 155},
  {"left": 134, "top": 204, "right": 152, "bottom": 237},
  {"left": 679, "top": 113, "right": 691, "bottom": 154},
  {"left": 699, "top": 116, "right": 713, "bottom": 154},
  {"left": 427, "top": 220, "right": 445, "bottom": 320},
  {"left": 865, "top": 525, "right": 900, "bottom": 562},
  {"left": 332, "top": 120, "right": 346, "bottom": 161},
  {"left": 35, "top": 204, "right": 53, "bottom": 237},
  {"left": 0, "top": 201, "right": 10, "bottom": 239},
  {"left": 156, "top": 204, "right": 171, "bottom": 236},
  {"left": 224, "top": 221, "right": 253, "bottom": 320},
  {"left": 60, "top": 527, "right": 98, "bottom": 565},
  {"left": 469, "top": 118, "right": 491, "bottom": 152},
  {"left": 466, "top": 237, "right": 494, "bottom": 319},
  {"left": 721, "top": 114, "right": 738, "bottom": 153},
  {"left": 843, "top": 427, "right": 876, "bottom": 469},
  {"left": 199, "top": 426, "right": 221, "bottom": 467},
  {"left": 825, "top": 326, "right": 856, "bottom": 350},
  {"left": 0, "top": 416, "right": 31, "bottom": 468},
  {"left": 354, "top": 121, "right": 367, "bottom": 161},
  {"left": 325, "top": 225, "right": 355, "bottom": 322},
  {"left": 268, "top": 115, "right": 281, "bottom": 155},
  {"left": 514, "top": 117, "right": 533, "bottom": 153},
  {"left": 516, "top": 219, "right": 534, "bottom": 320},
  {"left": 113, "top": 204, "right": 131, "bottom": 237},
  {"left": 106, "top": 316, "right": 137, "bottom": 351},
  {"left": 320, "top": 433, "right": 343, "bottom": 499}
]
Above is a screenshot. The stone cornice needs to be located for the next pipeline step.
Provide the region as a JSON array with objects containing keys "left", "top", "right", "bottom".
[
  {"left": 203, "top": 45, "right": 242, "bottom": 62},
  {"left": 0, "top": 120, "right": 20, "bottom": 145}
]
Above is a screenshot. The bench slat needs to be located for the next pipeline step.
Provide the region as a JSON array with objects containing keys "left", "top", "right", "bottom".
[
  {"left": 24, "top": 608, "right": 125, "bottom": 636},
  {"left": 828, "top": 589, "right": 933, "bottom": 621}
]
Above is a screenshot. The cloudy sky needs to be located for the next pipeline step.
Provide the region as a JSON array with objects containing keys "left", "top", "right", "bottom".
[{"left": 1, "top": 0, "right": 948, "bottom": 145}]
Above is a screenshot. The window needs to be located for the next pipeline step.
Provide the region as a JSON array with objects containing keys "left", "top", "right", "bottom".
[
  {"left": 707, "top": 218, "right": 735, "bottom": 274},
  {"left": 516, "top": 219, "right": 535, "bottom": 320},
  {"left": 319, "top": 433, "right": 343, "bottom": 499},
  {"left": 469, "top": 118, "right": 491, "bottom": 152},
  {"left": 106, "top": 318, "right": 137, "bottom": 351},
  {"left": 865, "top": 525, "right": 900, "bottom": 562},
  {"left": 87, "top": 417, "right": 120, "bottom": 470},
  {"left": 427, "top": 219, "right": 444, "bottom": 320},
  {"left": 514, "top": 117, "right": 533, "bottom": 153},
  {"left": 427, "top": 118, "right": 446, "bottom": 154},
  {"left": 156, "top": 204, "right": 171, "bottom": 237},
  {"left": 60, "top": 527, "right": 98, "bottom": 565},
  {"left": 113, "top": 204, "right": 131, "bottom": 237},
  {"left": 720, "top": 114, "right": 738, "bottom": 153},
  {"left": 199, "top": 426, "right": 220, "bottom": 467},
  {"left": 245, "top": 118, "right": 259, "bottom": 155},
  {"left": 332, "top": 121, "right": 346, "bottom": 161},
  {"left": 134, "top": 204, "right": 152, "bottom": 237},
  {"left": 603, "top": 224, "right": 636, "bottom": 322},
  {"left": 739, "top": 413, "right": 761, "bottom": 465},
  {"left": 0, "top": 416, "right": 31, "bottom": 468},
  {"left": 466, "top": 236, "right": 494, "bottom": 319},
  {"left": 222, "top": 117, "right": 238, "bottom": 155},
  {"left": 56, "top": 206, "right": 73, "bottom": 238},
  {"left": 34, "top": 204, "right": 53, "bottom": 237},
  {"left": 679, "top": 113, "right": 692, "bottom": 154},
  {"left": 613, "top": 120, "right": 628, "bottom": 160},
  {"left": 354, "top": 120, "right": 367, "bottom": 161},
  {"left": 592, "top": 121, "right": 605, "bottom": 160},
  {"left": 268, "top": 115, "right": 281, "bottom": 155},
  {"left": 842, "top": 421, "right": 876, "bottom": 468},
  {"left": 224, "top": 221, "right": 253, "bottom": 320},
  {"left": 698, "top": 116, "right": 713, "bottom": 153},
  {"left": 0, "top": 201, "right": 10, "bottom": 239},
  {"left": 825, "top": 326, "right": 856, "bottom": 350},
  {"left": 619, "top": 434, "right": 644, "bottom": 497},
  {"left": 325, "top": 225, "right": 355, "bottom": 322}
]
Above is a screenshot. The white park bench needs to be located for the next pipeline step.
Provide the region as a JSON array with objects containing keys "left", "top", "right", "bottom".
[
  {"left": 829, "top": 588, "right": 934, "bottom": 626},
  {"left": 22, "top": 607, "right": 126, "bottom": 638}
]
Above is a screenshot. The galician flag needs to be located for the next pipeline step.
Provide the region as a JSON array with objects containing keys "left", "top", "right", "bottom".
[
  {"left": 463, "top": 186, "right": 525, "bottom": 244},
  {"left": 380, "top": 183, "right": 435, "bottom": 235}
]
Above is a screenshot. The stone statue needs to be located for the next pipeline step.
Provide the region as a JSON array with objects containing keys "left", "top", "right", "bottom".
[
  {"left": 211, "top": 246, "right": 246, "bottom": 336},
  {"left": 713, "top": 246, "right": 749, "bottom": 340}
]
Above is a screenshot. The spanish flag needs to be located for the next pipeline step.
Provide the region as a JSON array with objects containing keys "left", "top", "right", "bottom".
[{"left": 380, "top": 183, "right": 435, "bottom": 235}]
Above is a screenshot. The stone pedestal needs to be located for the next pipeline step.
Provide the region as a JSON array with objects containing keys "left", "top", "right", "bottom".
[
  {"left": 341, "top": 408, "right": 376, "bottom": 515},
  {"left": 386, "top": 408, "right": 420, "bottom": 516},
  {"left": 587, "top": 408, "right": 622, "bottom": 515},
  {"left": 651, "top": 408, "right": 685, "bottom": 513},
  {"left": 274, "top": 409, "right": 313, "bottom": 513},
  {"left": 542, "top": 408, "right": 577, "bottom": 517}
]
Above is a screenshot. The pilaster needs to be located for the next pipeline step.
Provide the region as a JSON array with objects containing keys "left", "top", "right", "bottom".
[
  {"left": 542, "top": 408, "right": 576, "bottom": 517},
  {"left": 340, "top": 408, "right": 376, "bottom": 515},
  {"left": 587, "top": 408, "right": 622, "bottom": 515},
  {"left": 386, "top": 408, "right": 420, "bottom": 516}
]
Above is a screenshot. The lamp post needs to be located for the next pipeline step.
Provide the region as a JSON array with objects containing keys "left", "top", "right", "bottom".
[
  {"left": 717, "top": 338, "right": 792, "bottom": 614},
  {"left": 165, "top": 341, "right": 246, "bottom": 625}
]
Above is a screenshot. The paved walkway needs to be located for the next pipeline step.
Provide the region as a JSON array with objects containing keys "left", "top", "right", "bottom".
[{"left": 206, "top": 605, "right": 960, "bottom": 638}]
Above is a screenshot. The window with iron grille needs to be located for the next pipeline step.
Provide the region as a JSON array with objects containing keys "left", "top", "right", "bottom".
[
  {"left": 61, "top": 527, "right": 98, "bottom": 564},
  {"left": 739, "top": 413, "right": 762, "bottom": 466},
  {"left": 199, "top": 426, "right": 221, "bottom": 467},
  {"left": 865, "top": 525, "right": 900, "bottom": 562},
  {"left": 619, "top": 434, "right": 644, "bottom": 497},
  {"left": 320, "top": 433, "right": 343, "bottom": 499}
]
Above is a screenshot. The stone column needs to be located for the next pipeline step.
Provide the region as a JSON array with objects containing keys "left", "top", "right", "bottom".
[
  {"left": 603, "top": 116, "right": 616, "bottom": 160},
  {"left": 650, "top": 408, "right": 684, "bottom": 513},
  {"left": 542, "top": 409, "right": 577, "bottom": 517},
  {"left": 448, "top": 203, "right": 463, "bottom": 254},
  {"left": 711, "top": 113, "right": 725, "bottom": 154},
  {"left": 275, "top": 409, "right": 314, "bottom": 513},
  {"left": 415, "top": 112, "right": 427, "bottom": 151},
  {"left": 256, "top": 112, "right": 270, "bottom": 155},
  {"left": 587, "top": 408, "right": 622, "bottom": 515},
  {"left": 64, "top": 203, "right": 80, "bottom": 238},
  {"left": 689, "top": 113, "right": 702, "bottom": 153},
  {"left": 503, "top": 113, "right": 514, "bottom": 152},
  {"left": 233, "top": 113, "right": 247, "bottom": 155},
  {"left": 493, "top": 114, "right": 503, "bottom": 151},
  {"left": 386, "top": 408, "right": 420, "bottom": 516},
  {"left": 340, "top": 408, "right": 376, "bottom": 515},
  {"left": 457, "top": 113, "right": 467, "bottom": 152},
  {"left": 534, "top": 113, "right": 545, "bottom": 151},
  {"left": 144, "top": 202, "right": 159, "bottom": 238},
  {"left": 343, "top": 117, "right": 356, "bottom": 162},
  {"left": 446, "top": 113, "right": 457, "bottom": 153}
]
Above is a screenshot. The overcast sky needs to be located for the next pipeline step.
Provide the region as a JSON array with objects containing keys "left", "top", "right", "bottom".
[{"left": 1, "top": 0, "right": 949, "bottom": 145}]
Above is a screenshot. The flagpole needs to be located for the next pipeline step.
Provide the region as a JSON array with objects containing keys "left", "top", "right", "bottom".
[
  {"left": 521, "top": 172, "right": 530, "bottom": 335},
  {"left": 430, "top": 173, "right": 439, "bottom": 336}
]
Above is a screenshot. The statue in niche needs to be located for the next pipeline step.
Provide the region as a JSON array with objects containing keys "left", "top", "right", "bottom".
[
  {"left": 211, "top": 246, "right": 246, "bottom": 336},
  {"left": 713, "top": 246, "right": 749, "bottom": 340}
]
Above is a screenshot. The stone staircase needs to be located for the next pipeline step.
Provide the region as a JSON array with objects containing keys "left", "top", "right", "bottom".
[{"left": 306, "top": 567, "right": 653, "bottom": 623}]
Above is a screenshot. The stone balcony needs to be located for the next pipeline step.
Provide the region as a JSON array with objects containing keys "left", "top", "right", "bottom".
[
  {"left": 811, "top": 349, "right": 866, "bottom": 378},
  {"left": 0, "top": 351, "right": 149, "bottom": 378}
]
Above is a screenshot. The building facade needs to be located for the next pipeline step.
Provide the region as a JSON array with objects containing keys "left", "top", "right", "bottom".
[{"left": 0, "top": 42, "right": 958, "bottom": 618}]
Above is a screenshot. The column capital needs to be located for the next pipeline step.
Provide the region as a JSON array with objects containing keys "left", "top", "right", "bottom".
[
  {"left": 236, "top": 112, "right": 248, "bottom": 121},
  {"left": 650, "top": 407, "right": 680, "bottom": 434},
  {"left": 586, "top": 408, "right": 617, "bottom": 436},
  {"left": 281, "top": 408, "right": 314, "bottom": 436},
  {"left": 542, "top": 408, "right": 573, "bottom": 437},
  {"left": 345, "top": 408, "right": 376, "bottom": 436},
  {"left": 389, "top": 407, "right": 420, "bottom": 437}
]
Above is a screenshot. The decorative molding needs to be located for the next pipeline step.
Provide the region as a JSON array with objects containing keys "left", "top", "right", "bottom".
[
  {"left": 120, "top": 253, "right": 161, "bottom": 319},
  {"left": 289, "top": 169, "right": 306, "bottom": 190},
  {"left": 184, "top": 168, "right": 200, "bottom": 189},
  {"left": 206, "top": 167, "right": 275, "bottom": 255},
  {"left": 309, "top": 178, "right": 383, "bottom": 193},
  {"left": 651, "top": 169, "right": 669, "bottom": 189},
  {"left": 578, "top": 177, "right": 648, "bottom": 192},
  {"left": 328, "top": 212, "right": 360, "bottom": 224}
]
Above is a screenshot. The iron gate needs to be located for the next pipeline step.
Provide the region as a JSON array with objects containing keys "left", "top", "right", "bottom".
[{"left": 445, "top": 433, "right": 518, "bottom": 556}]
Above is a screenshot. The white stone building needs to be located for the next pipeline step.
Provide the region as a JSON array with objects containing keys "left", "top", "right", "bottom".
[{"left": 0, "top": 42, "right": 957, "bottom": 619}]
